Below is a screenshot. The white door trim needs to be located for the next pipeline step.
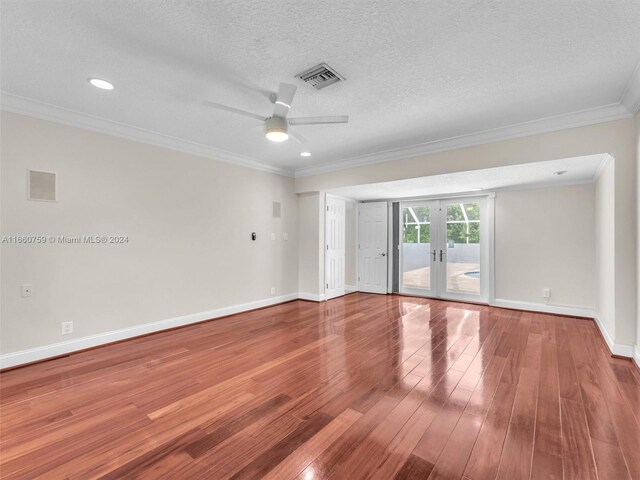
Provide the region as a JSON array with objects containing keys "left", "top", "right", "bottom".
[
  {"left": 387, "top": 202, "right": 393, "bottom": 293},
  {"left": 355, "top": 202, "right": 359, "bottom": 291}
]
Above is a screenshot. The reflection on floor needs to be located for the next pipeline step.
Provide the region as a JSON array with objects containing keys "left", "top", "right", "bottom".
[
  {"left": 403, "top": 262, "right": 480, "bottom": 294},
  {"left": 1, "top": 293, "right": 639, "bottom": 479}
]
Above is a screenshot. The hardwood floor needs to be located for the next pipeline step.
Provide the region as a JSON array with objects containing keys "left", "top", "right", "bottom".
[{"left": 1, "top": 293, "right": 639, "bottom": 479}]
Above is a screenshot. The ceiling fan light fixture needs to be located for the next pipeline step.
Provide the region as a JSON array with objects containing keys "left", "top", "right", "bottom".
[
  {"left": 265, "top": 116, "right": 289, "bottom": 142},
  {"left": 266, "top": 130, "right": 289, "bottom": 142}
]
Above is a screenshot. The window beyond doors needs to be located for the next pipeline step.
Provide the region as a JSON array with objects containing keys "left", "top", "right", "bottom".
[
  {"left": 445, "top": 202, "right": 480, "bottom": 296},
  {"left": 401, "top": 205, "right": 433, "bottom": 291}
]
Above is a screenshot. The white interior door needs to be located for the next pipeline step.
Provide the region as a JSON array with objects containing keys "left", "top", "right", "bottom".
[
  {"left": 358, "top": 202, "right": 388, "bottom": 294},
  {"left": 325, "top": 196, "right": 346, "bottom": 300}
]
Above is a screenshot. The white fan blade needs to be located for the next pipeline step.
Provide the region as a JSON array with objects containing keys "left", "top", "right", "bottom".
[
  {"left": 288, "top": 115, "right": 349, "bottom": 126},
  {"left": 202, "top": 100, "right": 266, "bottom": 121},
  {"left": 289, "top": 129, "right": 309, "bottom": 144},
  {"left": 273, "top": 83, "right": 297, "bottom": 117}
]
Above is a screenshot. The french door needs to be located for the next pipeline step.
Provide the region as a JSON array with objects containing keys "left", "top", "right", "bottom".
[{"left": 399, "top": 197, "right": 490, "bottom": 303}]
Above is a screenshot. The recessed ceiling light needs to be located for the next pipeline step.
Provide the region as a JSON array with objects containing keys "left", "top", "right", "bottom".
[
  {"left": 300, "top": 152, "right": 311, "bottom": 157},
  {"left": 88, "top": 78, "right": 114, "bottom": 90},
  {"left": 554, "top": 170, "right": 567, "bottom": 176}
]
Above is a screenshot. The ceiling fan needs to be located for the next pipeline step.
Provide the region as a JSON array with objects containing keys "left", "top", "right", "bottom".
[{"left": 202, "top": 82, "right": 348, "bottom": 143}]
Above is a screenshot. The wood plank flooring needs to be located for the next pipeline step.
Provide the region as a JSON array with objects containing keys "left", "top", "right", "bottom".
[{"left": 1, "top": 293, "right": 639, "bottom": 479}]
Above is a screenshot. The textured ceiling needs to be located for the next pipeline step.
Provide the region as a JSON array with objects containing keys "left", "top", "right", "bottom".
[
  {"left": 2, "top": 1, "right": 639, "bottom": 174},
  {"left": 327, "top": 154, "right": 607, "bottom": 200}
]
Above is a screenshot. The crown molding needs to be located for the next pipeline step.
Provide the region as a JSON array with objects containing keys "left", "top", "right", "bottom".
[
  {"left": 294, "top": 102, "right": 632, "bottom": 177},
  {"left": 620, "top": 60, "right": 640, "bottom": 115},
  {"left": 3, "top": 92, "right": 634, "bottom": 181},
  {"left": 0, "top": 93, "right": 295, "bottom": 177},
  {"left": 592, "top": 153, "right": 613, "bottom": 181}
]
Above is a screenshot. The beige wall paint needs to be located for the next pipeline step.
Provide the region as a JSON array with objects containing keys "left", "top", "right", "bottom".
[
  {"left": 1, "top": 112, "right": 298, "bottom": 354},
  {"left": 495, "top": 184, "right": 595, "bottom": 309},
  {"left": 297, "top": 117, "right": 636, "bottom": 348},
  {"left": 636, "top": 111, "right": 640, "bottom": 355},
  {"left": 295, "top": 119, "right": 634, "bottom": 193},
  {"left": 297, "top": 192, "right": 322, "bottom": 296},
  {"left": 2, "top": 111, "right": 637, "bottom": 358},
  {"left": 595, "top": 159, "right": 617, "bottom": 340}
]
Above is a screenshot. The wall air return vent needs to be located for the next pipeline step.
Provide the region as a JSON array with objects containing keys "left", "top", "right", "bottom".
[
  {"left": 296, "top": 63, "right": 345, "bottom": 90},
  {"left": 28, "top": 170, "right": 57, "bottom": 201}
]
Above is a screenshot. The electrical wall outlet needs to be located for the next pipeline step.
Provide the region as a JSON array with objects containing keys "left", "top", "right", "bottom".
[
  {"left": 543, "top": 288, "right": 550, "bottom": 299},
  {"left": 21, "top": 284, "right": 33, "bottom": 297},
  {"left": 283, "top": 233, "right": 288, "bottom": 241},
  {"left": 62, "top": 321, "right": 73, "bottom": 335},
  {"left": 270, "top": 287, "right": 276, "bottom": 296},
  {"left": 271, "top": 232, "right": 276, "bottom": 241}
]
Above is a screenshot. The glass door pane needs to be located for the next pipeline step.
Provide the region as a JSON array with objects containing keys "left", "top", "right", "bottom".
[
  {"left": 400, "top": 203, "right": 435, "bottom": 295},
  {"left": 444, "top": 201, "right": 481, "bottom": 296}
]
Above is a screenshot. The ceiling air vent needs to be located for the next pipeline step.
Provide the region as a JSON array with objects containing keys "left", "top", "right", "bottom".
[{"left": 296, "top": 63, "right": 345, "bottom": 90}]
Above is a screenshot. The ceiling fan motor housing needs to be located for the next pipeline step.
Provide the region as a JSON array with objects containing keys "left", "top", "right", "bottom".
[{"left": 266, "top": 116, "right": 288, "bottom": 135}]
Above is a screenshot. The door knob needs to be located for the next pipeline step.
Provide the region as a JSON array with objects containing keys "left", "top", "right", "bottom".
[{"left": 381, "top": 252, "right": 387, "bottom": 256}]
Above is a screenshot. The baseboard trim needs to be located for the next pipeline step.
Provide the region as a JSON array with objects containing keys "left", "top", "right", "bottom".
[
  {"left": 591, "top": 312, "right": 635, "bottom": 358},
  {"left": 0, "top": 293, "right": 298, "bottom": 369},
  {"left": 298, "top": 292, "right": 326, "bottom": 302},
  {"left": 492, "top": 298, "right": 595, "bottom": 318},
  {"left": 492, "top": 299, "right": 634, "bottom": 359},
  {"left": 345, "top": 285, "right": 357, "bottom": 293},
  {"left": 3, "top": 293, "right": 633, "bottom": 368}
]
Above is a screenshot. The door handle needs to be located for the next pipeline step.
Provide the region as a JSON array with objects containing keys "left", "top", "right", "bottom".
[
  {"left": 439, "top": 249, "right": 445, "bottom": 262},
  {"left": 432, "top": 249, "right": 436, "bottom": 262},
  {"left": 381, "top": 252, "right": 387, "bottom": 257}
]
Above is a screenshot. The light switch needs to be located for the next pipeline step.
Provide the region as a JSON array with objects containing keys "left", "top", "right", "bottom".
[{"left": 271, "top": 232, "right": 276, "bottom": 240}]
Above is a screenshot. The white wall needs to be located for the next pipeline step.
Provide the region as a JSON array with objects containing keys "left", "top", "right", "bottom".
[
  {"left": 495, "top": 184, "right": 595, "bottom": 309},
  {"left": 1, "top": 112, "right": 298, "bottom": 356}
]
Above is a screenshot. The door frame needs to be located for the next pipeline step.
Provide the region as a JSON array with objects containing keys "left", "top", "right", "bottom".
[{"left": 396, "top": 193, "right": 495, "bottom": 304}]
